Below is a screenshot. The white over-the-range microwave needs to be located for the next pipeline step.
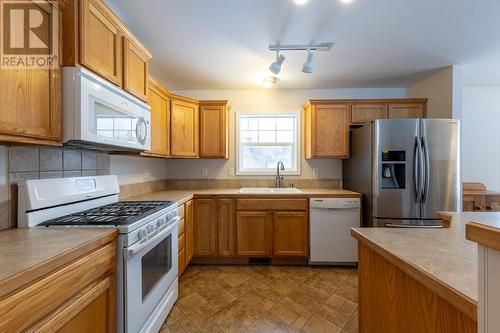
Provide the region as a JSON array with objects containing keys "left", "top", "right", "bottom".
[{"left": 63, "top": 67, "right": 151, "bottom": 151}]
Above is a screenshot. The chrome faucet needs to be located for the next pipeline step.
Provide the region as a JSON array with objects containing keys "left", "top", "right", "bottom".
[{"left": 276, "top": 161, "right": 285, "bottom": 188}]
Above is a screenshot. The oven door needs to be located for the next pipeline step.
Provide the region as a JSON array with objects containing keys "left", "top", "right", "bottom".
[{"left": 124, "top": 221, "right": 178, "bottom": 333}]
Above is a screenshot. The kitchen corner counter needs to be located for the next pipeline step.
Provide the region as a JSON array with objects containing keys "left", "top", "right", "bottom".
[
  {"left": 352, "top": 212, "right": 479, "bottom": 322},
  {"left": 124, "top": 188, "right": 361, "bottom": 205},
  {"left": 465, "top": 212, "right": 500, "bottom": 251},
  {"left": 0, "top": 228, "right": 117, "bottom": 299}
]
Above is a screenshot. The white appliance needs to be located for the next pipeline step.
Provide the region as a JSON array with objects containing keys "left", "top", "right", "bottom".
[
  {"left": 309, "top": 198, "right": 361, "bottom": 265},
  {"left": 63, "top": 66, "right": 151, "bottom": 151},
  {"left": 18, "top": 175, "right": 178, "bottom": 333}
]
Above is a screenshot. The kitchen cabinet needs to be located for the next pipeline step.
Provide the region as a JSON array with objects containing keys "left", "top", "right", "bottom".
[
  {"left": 388, "top": 102, "right": 425, "bottom": 119},
  {"left": 170, "top": 95, "right": 200, "bottom": 158},
  {"left": 304, "top": 101, "right": 350, "bottom": 159},
  {"left": 351, "top": 103, "right": 388, "bottom": 124},
  {"left": 199, "top": 100, "right": 230, "bottom": 159},
  {"left": 0, "top": 239, "right": 116, "bottom": 332},
  {"left": 143, "top": 78, "right": 170, "bottom": 157},
  {"left": 185, "top": 200, "right": 194, "bottom": 263},
  {"left": 193, "top": 199, "right": 217, "bottom": 256},
  {"left": 63, "top": 0, "right": 151, "bottom": 101},
  {"left": 236, "top": 211, "right": 273, "bottom": 257},
  {"left": 462, "top": 183, "right": 500, "bottom": 212},
  {"left": 274, "top": 212, "right": 308, "bottom": 257},
  {"left": 218, "top": 199, "right": 236, "bottom": 256},
  {"left": 0, "top": 0, "right": 62, "bottom": 146}
]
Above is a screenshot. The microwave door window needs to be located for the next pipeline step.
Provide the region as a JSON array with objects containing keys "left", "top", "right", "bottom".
[{"left": 92, "top": 100, "right": 138, "bottom": 143}]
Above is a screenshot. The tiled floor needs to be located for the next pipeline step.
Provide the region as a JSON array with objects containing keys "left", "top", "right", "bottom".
[{"left": 162, "top": 265, "right": 359, "bottom": 333}]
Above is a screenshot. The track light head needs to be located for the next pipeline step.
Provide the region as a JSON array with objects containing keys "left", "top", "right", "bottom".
[
  {"left": 302, "top": 50, "right": 315, "bottom": 74},
  {"left": 269, "top": 52, "right": 286, "bottom": 75},
  {"left": 262, "top": 76, "right": 278, "bottom": 89}
]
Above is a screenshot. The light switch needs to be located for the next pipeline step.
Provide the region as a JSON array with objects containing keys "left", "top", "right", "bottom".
[
  {"left": 201, "top": 168, "right": 208, "bottom": 177},
  {"left": 312, "top": 168, "right": 319, "bottom": 177}
]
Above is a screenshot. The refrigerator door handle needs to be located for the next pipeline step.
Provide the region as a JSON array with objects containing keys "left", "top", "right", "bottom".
[
  {"left": 422, "top": 136, "right": 430, "bottom": 203},
  {"left": 413, "top": 136, "right": 422, "bottom": 203}
]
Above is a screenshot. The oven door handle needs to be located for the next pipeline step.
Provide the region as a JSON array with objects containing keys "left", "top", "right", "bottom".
[{"left": 125, "top": 217, "right": 179, "bottom": 259}]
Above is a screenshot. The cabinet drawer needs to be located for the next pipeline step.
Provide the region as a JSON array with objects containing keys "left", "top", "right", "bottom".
[
  {"left": 178, "top": 232, "right": 185, "bottom": 252},
  {"left": 0, "top": 242, "right": 115, "bottom": 332},
  {"left": 178, "top": 204, "right": 185, "bottom": 219},
  {"left": 236, "top": 199, "right": 308, "bottom": 211},
  {"left": 178, "top": 218, "right": 185, "bottom": 236}
]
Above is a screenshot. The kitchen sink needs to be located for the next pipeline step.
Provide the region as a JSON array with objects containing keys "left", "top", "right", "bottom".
[{"left": 238, "top": 187, "right": 302, "bottom": 194}]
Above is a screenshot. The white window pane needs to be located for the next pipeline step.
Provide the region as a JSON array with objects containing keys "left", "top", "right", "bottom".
[
  {"left": 259, "top": 131, "right": 276, "bottom": 143},
  {"left": 241, "top": 146, "right": 292, "bottom": 170},
  {"left": 276, "top": 131, "right": 294, "bottom": 143},
  {"left": 240, "top": 118, "right": 249, "bottom": 130},
  {"left": 259, "top": 118, "right": 276, "bottom": 130},
  {"left": 276, "top": 117, "right": 294, "bottom": 130},
  {"left": 241, "top": 130, "right": 258, "bottom": 143}
]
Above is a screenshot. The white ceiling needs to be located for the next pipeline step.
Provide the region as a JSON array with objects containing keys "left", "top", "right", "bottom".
[{"left": 105, "top": 0, "right": 500, "bottom": 90}]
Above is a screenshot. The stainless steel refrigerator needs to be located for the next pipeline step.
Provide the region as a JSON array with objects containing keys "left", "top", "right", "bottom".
[{"left": 343, "top": 119, "right": 460, "bottom": 227}]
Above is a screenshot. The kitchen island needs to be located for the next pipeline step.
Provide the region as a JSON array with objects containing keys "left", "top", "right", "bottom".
[{"left": 352, "top": 212, "right": 478, "bottom": 333}]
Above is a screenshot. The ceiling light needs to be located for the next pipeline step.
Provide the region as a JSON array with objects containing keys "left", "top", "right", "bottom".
[
  {"left": 339, "top": 0, "right": 355, "bottom": 4},
  {"left": 269, "top": 52, "right": 286, "bottom": 75},
  {"left": 262, "top": 76, "right": 278, "bottom": 89},
  {"left": 302, "top": 50, "right": 315, "bottom": 74},
  {"left": 294, "top": 0, "right": 309, "bottom": 5}
]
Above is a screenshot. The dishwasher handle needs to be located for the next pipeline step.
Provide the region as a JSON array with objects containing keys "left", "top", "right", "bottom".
[{"left": 310, "top": 206, "right": 360, "bottom": 212}]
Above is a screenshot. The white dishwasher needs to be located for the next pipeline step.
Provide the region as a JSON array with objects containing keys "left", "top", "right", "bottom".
[{"left": 309, "top": 198, "right": 361, "bottom": 265}]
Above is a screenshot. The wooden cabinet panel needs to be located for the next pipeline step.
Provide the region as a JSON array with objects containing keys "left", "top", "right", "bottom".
[
  {"left": 305, "top": 102, "right": 349, "bottom": 158},
  {"left": 178, "top": 248, "right": 186, "bottom": 276},
  {"left": 463, "top": 195, "right": 486, "bottom": 212},
  {"left": 274, "top": 212, "right": 308, "bottom": 257},
  {"left": 178, "top": 232, "right": 185, "bottom": 252},
  {"left": 170, "top": 96, "right": 199, "bottom": 157},
  {"left": 236, "top": 211, "right": 273, "bottom": 256},
  {"left": 236, "top": 199, "right": 308, "bottom": 211},
  {"left": 193, "top": 199, "right": 217, "bottom": 256},
  {"left": 351, "top": 103, "right": 388, "bottom": 123},
  {"left": 486, "top": 196, "right": 500, "bottom": 212},
  {"left": 123, "top": 39, "right": 150, "bottom": 101},
  {"left": 388, "top": 103, "right": 425, "bottom": 119},
  {"left": 218, "top": 199, "right": 235, "bottom": 257},
  {"left": 80, "top": 0, "right": 122, "bottom": 85},
  {"left": 199, "top": 100, "right": 229, "bottom": 158},
  {"left": 144, "top": 78, "right": 170, "bottom": 157},
  {"left": 185, "top": 200, "right": 194, "bottom": 263}
]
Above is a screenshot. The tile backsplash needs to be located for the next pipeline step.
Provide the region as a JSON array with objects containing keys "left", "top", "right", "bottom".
[{"left": 3, "top": 147, "right": 110, "bottom": 229}]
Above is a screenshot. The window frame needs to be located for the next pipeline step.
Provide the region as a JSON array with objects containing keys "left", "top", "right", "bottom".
[{"left": 235, "top": 110, "right": 301, "bottom": 176}]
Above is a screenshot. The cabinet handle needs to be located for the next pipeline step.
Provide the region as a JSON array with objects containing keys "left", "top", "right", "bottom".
[
  {"left": 486, "top": 206, "right": 493, "bottom": 211},
  {"left": 475, "top": 206, "right": 482, "bottom": 211}
]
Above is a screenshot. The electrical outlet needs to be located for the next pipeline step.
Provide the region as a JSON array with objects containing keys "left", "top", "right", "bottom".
[
  {"left": 201, "top": 168, "right": 208, "bottom": 177},
  {"left": 228, "top": 168, "right": 235, "bottom": 176},
  {"left": 312, "top": 168, "right": 319, "bottom": 177}
]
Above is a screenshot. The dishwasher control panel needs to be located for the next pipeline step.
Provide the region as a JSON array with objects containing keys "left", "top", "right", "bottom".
[{"left": 310, "top": 198, "right": 361, "bottom": 210}]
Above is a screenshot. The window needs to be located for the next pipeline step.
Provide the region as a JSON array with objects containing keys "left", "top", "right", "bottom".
[{"left": 236, "top": 111, "right": 300, "bottom": 175}]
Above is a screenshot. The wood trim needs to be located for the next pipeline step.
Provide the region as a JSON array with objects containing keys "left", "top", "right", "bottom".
[
  {"left": 466, "top": 222, "right": 500, "bottom": 251},
  {"left": 169, "top": 93, "right": 199, "bottom": 105},
  {"left": 436, "top": 211, "right": 452, "bottom": 228},
  {"left": 304, "top": 98, "right": 428, "bottom": 108},
  {"left": 351, "top": 229, "right": 477, "bottom": 321},
  {"left": 236, "top": 199, "right": 308, "bottom": 211}
]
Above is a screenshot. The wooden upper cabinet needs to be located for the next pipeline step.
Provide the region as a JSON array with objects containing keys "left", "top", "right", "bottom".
[
  {"left": 193, "top": 199, "right": 217, "bottom": 256},
  {"left": 273, "top": 212, "right": 308, "bottom": 257},
  {"left": 199, "top": 100, "right": 230, "bottom": 159},
  {"left": 388, "top": 102, "right": 426, "bottom": 119},
  {"left": 170, "top": 95, "right": 199, "bottom": 158},
  {"left": 79, "top": 0, "right": 122, "bottom": 85},
  {"left": 218, "top": 199, "right": 236, "bottom": 257},
  {"left": 123, "top": 38, "right": 151, "bottom": 101},
  {"left": 236, "top": 211, "right": 273, "bottom": 257},
  {"left": 144, "top": 78, "right": 170, "bottom": 157},
  {"left": 351, "top": 103, "right": 388, "bottom": 124},
  {"left": 0, "top": 0, "right": 62, "bottom": 146},
  {"left": 304, "top": 101, "right": 350, "bottom": 159}
]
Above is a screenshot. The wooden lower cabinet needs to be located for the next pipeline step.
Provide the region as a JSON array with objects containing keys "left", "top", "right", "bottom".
[
  {"left": 236, "top": 211, "right": 273, "bottom": 257},
  {"left": 463, "top": 195, "right": 487, "bottom": 212},
  {"left": 193, "top": 199, "right": 218, "bottom": 256},
  {"left": 218, "top": 199, "right": 236, "bottom": 256},
  {"left": 274, "top": 212, "right": 308, "bottom": 257},
  {"left": 462, "top": 183, "right": 500, "bottom": 212},
  {"left": 185, "top": 200, "right": 194, "bottom": 262}
]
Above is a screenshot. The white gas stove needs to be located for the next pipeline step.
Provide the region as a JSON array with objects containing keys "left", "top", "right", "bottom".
[{"left": 18, "top": 175, "right": 179, "bottom": 333}]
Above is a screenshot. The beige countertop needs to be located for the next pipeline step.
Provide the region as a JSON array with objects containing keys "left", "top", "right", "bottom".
[
  {"left": 465, "top": 212, "right": 500, "bottom": 251},
  {"left": 351, "top": 212, "right": 479, "bottom": 321},
  {"left": 0, "top": 228, "right": 117, "bottom": 298},
  {"left": 125, "top": 188, "right": 361, "bottom": 205}
]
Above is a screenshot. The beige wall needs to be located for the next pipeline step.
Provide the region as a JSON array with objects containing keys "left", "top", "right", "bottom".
[
  {"left": 407, "top": 67, "right": 453, "bottom": 118},
  {"left": 167, "top": 88, "right": 406, "bottom": 179}
]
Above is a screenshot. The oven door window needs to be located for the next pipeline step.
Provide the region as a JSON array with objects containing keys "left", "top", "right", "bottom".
[{"left": 141, "top": 234, "right": 172, "bottom": 301}]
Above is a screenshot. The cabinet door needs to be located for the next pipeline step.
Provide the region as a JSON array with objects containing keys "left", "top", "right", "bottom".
[
  {"left": 306, "top": 103, "right": 349, "bottom": 158},
  {"left": 80, "top": 0, "right": 122, "bottom": 85},
  {"left": 351, "top": 103, "right": 388, "bottom": 124},
  {"left": 185, "top": 200, "right": 194, "bottom": 263},
  {"left": 486, "top": 195, "right": 500, "bottom": 212},
  {"left": 274, "top": 212, "right": 308, "bottom": 257},
  {"left": 236, "top": 211, "right": 273, "bottom": 256},
  {"left": 462, "top": 195, "right": 486, "bottom": 212},
  {"left": 193, "top": 199, "right": 217, "bottom": 256},
  {"left": 388, "top": 103, "right": 425, "bottom": 119},
  {"left": 145, "top": 79, "right": 170, "bottom": 157},
  {"left": 123, "top": 39, "right": 150, "bottom": 101},
  {"left": 178, "top": 248, "right": 186, "bottom": 276},
  {"left": 170, "top": 98, "right": 199, "bottom": 157},
  {"left": 199, "top": 102, "right": 229, "bottom": 158},
  {"left": 218, "top": 199, "right": 235, "bottom": 257}
]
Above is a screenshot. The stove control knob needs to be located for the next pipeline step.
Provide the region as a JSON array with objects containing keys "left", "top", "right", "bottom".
[
  {"left": 157, "top": 218, "right": 165, "bottom": 227},
  {"left": 138, "top": 229, "right": 147, "bottom": 240},
  {"left": 147, "top": 224, "right": 155, "bottom": 233},
  {"left": 167, "top": 213, "right": 173, "bottom": 220}
]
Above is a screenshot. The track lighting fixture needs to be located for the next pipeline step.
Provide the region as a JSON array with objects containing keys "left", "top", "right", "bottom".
[
  {"left": 269, "top": 51, "right": 286, "bottom": 75},
  {"left": 302, "top": 50, "right": 315, "bottom": 74}
]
